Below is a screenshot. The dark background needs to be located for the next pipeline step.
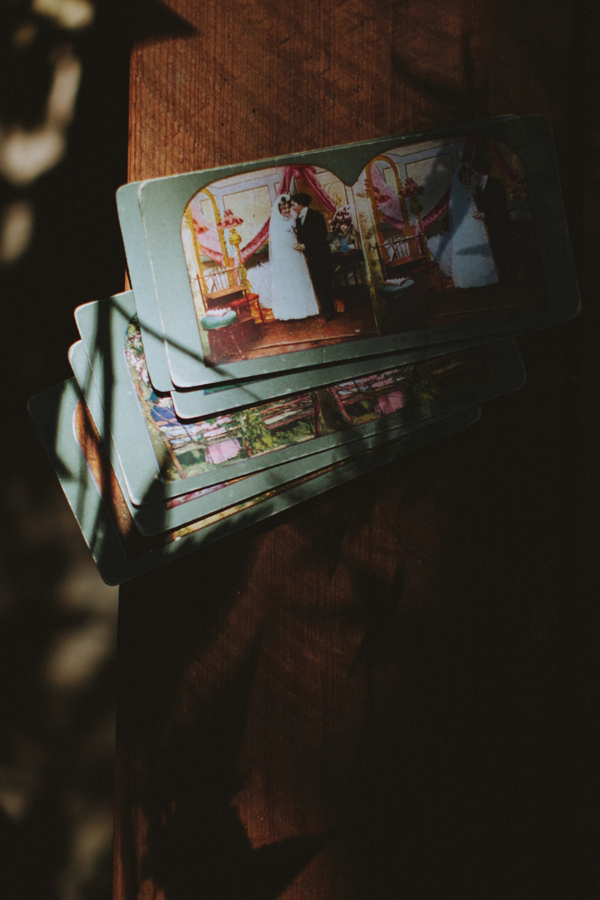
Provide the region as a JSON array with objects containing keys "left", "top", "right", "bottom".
[
  {"left": 1, "top": 1, "right": 599, "bottom": 898},
  {"left": 0, "top": 1, "right": 188, "bottom": 896}
]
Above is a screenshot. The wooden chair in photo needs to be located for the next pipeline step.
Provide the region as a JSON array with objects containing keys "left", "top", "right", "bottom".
[
  {"left": 203, "top": 267, "right": 252, "bottom": 319},
  {"left": 382, "top": 232, "right": 431, "bottom": 287}
]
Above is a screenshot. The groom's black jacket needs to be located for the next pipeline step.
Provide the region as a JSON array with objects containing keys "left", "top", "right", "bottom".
[
  {"left": 475, "top": 176, "right": 514, "bottom": 281},
  {"left": 295, "top": 208, "right": 335, "bottom": 317}
]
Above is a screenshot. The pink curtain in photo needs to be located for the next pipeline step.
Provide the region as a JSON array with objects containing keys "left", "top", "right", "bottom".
[
  {"left": 187, "top": 196, "right": 224, "bottom": 264},
  {"left": 186, "top": 140, "right": 522, "bottom": 265},
  {"left": 186, "top": 165, "right": 341, "bottom": 266},
  {"left": 291, "top": 165, "right": 337, "bottom": 213},
  {"left": 369, "top": 162, "right": 405, "bottom": 232},
  {"left": 239, "top": 165, "right": 337, "bottom": 263}
]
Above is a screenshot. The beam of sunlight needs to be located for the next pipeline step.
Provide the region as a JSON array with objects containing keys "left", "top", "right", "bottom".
[
  {"left": 33, "top": 0, "right": 95, "bottom": 30},
  {"left": 57, "top": 561, "right": 118, "bottom": 614},
  {"left": 58, "top": 805, "right": 113, "bottom": 900},
  {"left": 0, "top": 199, "right": 34, "bottom": 263},
  {"left": 0, "top": 46, "right": 81, "bottom": 186},
  {"left": 47, "top": 44, "right": 83, "bottom": 128},
  {"left": 45, "top": 620, "right": 115, "bottom": 689},
  {"left": 0, "top": 740, "right": 44, "bottom": 821}
]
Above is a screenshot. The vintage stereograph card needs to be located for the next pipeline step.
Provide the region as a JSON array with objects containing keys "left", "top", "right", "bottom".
[
  {"left": 117, "top": 183, "right": 483, "bottom": 402},
  {"left": 70, "top": 300, "right": 524, "bottom": 511},
  {"left": 116, "top": 184, "right": 176, "bottom": 394},
  {"left": 72, "top": 337, "right": 487, "bottom": 536},
  {"left": 119, "top": 114, "right": 579, "bottom": 390},
  {"left": 29, "top": 377, "right": 481, "bottom": 584},
  {"left": 74, "top": 302, "right": 500, "bottom": 510},
  {"left": 69, "top": 342, "right": 476, "bottom": 535},
  {"left": 75, "top": 291, "right": 499, "bottom": 421},
  {"left": 170, "top": 330, "right": 505, "bottom": 420}
]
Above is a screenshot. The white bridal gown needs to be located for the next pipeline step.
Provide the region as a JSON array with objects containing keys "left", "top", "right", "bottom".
[
  {"left": 267, "top": 196, "right": 320, "bottom": 320},
  {"left": 448, "top": 169, "right": 499, "bottom": 288}
]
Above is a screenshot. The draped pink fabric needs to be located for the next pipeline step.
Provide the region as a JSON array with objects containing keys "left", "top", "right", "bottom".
[
  {"left": 239, "top": 165, "right": 337, "bottom": 263},
  {"left": 240, "top": 223, "right": 270, "bottom": 263},
  {"left": 188, "top": 151, "right": 517, "bottom": 265},
  {"left": 280, "top": 167, "right": 294, "bottom": 195},
  {"left": 187, "top": 196, "right": 224, "bottom": 264},
  {"left": 376, "top": 135, "right": 517, "bottom": 237},
  {"left": 236, "top": 165, "right": 293, "bottom": 263},
  {"left": 370, "top": 162, "right": 405, "bottom": 232},
  {"left": 291, "top": 165, "right": 337, "bottom": 213},
  {"left": 187, "top": 165, "right": 338, "bottom": 266}
]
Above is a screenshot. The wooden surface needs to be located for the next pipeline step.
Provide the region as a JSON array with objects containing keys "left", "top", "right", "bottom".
[{"left": 116, "top": 2, "right": 599, "bottom": 898}]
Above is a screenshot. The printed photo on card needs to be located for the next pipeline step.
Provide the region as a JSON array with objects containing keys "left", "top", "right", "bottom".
[
  {"left": 70, "top": 306, "right": 524, "bottom": 515},
  {"left": 29, "top": 377, "right": 481, "bottom": 584},
  {"left": 72, "top": 337, "right": 482, "bottom": 537},
  {"left": 124, "top": 115, "right": 579, "bottom": 388},
  {"left": 75, "top": 292, "right": 492, "bottom": 421}
]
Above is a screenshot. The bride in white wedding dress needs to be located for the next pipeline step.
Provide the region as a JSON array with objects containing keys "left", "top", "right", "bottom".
[
  {"left": 449, "top": 164, "right": 498, "bottom": 288},
  {"left": 267, "top": 194, "right": 320, "bottom": 320}
]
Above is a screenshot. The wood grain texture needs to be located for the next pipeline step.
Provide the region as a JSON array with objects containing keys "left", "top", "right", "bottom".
[{"left": 116, "top": 1, "right": 599, "bottom": 897}]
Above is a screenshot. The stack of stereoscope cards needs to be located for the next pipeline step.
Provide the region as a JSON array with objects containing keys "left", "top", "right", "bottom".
[{"left": 29, "top": 115, "right": 580, "bottom": 584}]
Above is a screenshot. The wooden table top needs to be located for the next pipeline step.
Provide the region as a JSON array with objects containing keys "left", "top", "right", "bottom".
[{"left": 115, "top": 2, "right": 598, "bottom": 898}]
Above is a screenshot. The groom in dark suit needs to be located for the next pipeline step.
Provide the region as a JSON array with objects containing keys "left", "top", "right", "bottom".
[
  {"left": 471, "top": 159, "right": 515, "bottom": 284},
  {"left": 290, "top": 192, "right": 336, "bottom": 321}
]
